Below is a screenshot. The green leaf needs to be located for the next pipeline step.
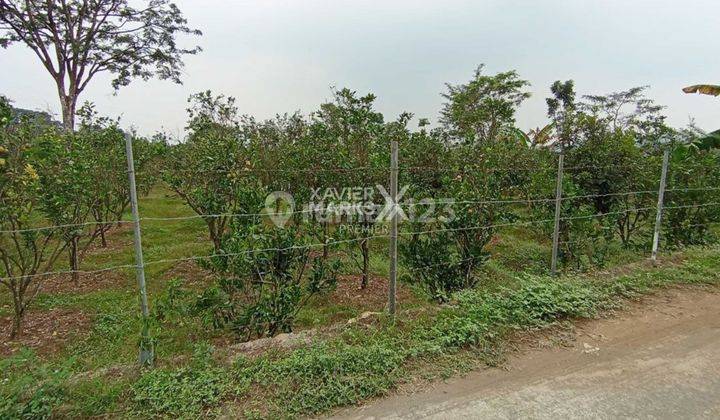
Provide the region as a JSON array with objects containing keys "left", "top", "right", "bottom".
[{"left": 682, "top": 84, "right": 720, "bottom": 96}]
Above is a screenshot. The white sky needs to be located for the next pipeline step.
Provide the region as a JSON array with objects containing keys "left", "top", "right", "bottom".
[{"left": 1, "top": 0, "right": 718, "bottom": 137}]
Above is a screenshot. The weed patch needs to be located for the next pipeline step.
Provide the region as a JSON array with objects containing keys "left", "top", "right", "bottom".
[
  {"left": 4, "top": 246, "right": 720, "bottom": 418},
  {"left": 131, "top": 344, "right": 233, "bottom": 417}
]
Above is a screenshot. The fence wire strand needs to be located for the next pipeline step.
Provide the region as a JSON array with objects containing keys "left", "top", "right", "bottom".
[
  {"left": 3, "top": 184, "right": 720, "bottom": 280},
  {"left": 4, "top": 185, "right": 714, "bottom": 234},
  {"left": 1, "top": 264, "right": 139, "bottom": 281},
  {"left": 130, "top": 190, "right": 688, "bottom": 225},
  {"left": 0, "top": 220, "right": 132, "bottom": 235}
]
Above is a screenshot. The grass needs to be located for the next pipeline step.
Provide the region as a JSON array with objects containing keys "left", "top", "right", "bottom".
[
  {"left": 134, "top": 246, "right": 720, "bottom": 418},
  {"left": 2, "top": 186, "right": 720, "bottom": 418}
]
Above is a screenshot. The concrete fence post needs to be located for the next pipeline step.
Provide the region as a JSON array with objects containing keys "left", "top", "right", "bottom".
[{"left": 124, "top": 132, "right": 154, "bottom": 366}]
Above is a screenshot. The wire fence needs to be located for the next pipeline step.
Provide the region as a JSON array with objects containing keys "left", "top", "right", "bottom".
[
  {"left": 11, "top": 199, "right": 715, "bottom": 282},
  {"left": 4, "top": 169, "right": 720, "bottom": 275},
  {"left": 4, "top": 137, "right": 720, "bottom": 364},
  {"left": 11, "top": 188, "right": 720, "bottom": 236}
]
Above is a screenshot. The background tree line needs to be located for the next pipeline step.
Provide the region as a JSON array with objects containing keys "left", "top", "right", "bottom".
[
  {"left": 0, "top": 96, "right": 162, "bottom": 338},
  {"left": 2, "top": 65, "right": 719, "bottom": 339}
]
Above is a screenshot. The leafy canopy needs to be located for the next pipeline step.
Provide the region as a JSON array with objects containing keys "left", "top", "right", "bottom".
[
  {"left": 0, "top": 0, "right": 201, "bottom": 128},
  {"left": 440, "top": 65, "right": 531, "bottom": 144}
]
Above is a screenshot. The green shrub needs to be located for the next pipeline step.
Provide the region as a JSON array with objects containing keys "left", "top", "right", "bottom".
[
  {"left": 401, "top": 219, "right": 489, "bottom": 302},
  {"left": 153, "top": 278, "right": 194, "bottom": 324},
  {"left": 204, "top": 222, "right": 340, "bottom": 340},
  {"left": 132, "top": 344, "right": 231, "bottom": 417},
  {"left": 0, "top": 350, "right": 68, "bottom": 419},
  {"left": 663, "top": 147, "right": 720, "bottom": 247},
  {"left": 235, "top": 340, "right": 405, "bottom": 415}
]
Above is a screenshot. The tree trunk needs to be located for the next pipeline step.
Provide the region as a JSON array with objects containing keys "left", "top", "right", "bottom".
[
  {"left": 322, "top": 222, "right": 329, "bottom": 259},
  {"left": 100, "top": 226, "right": 108, "bottom": 248},
  {"left": 70, "top": 237, "right": 80, "bottom": 285},
  {"left": 211, "top": 235, "right": 222, "bottom": 253},
  {"left": 10, "top": 306, "right": 23, "bottom": 339},
  {"left": 207, "top": 219, "right": 223, "bottom": 253},
  {"left": 360, "top": 238, "right": 370, "bottom": 289},
  {"left": 60, "top": 93, "right": 76, "bottom": 131}
]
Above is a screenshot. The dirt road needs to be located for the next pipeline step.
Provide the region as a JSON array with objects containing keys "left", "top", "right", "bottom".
[{"left": 331, "top": 287, "right": 720, "bottom": 419}]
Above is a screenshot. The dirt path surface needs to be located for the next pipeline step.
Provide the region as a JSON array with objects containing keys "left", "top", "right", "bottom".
[{"left": 330, "top": 287, "right": 720, "bottom": 419}]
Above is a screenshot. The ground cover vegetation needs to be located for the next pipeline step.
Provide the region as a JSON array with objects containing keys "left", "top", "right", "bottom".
[{"left": 1, "top": 65, "right": 720, "bottom": 417}]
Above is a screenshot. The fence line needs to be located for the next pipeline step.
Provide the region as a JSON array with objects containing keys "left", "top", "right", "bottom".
[
  {"left": 664, "top": 202, "right": 720, "bottom": 210},
  {"left": 686, "top": 221, "right": 720, "bottom": 228},
  {"left": 405, "top": 255, "right": 483, "bottom": 269},
  {"left": 6, "top": 199, "right": 720, "bottom": 281},
  {"left": 404, "top": 163, "right": 654, "bottom": 173},
  {"left": 0, "top": 219, "right": 133, "bottom": 235},
  {"left": 561, "top": 190, "right": 658, "bottom": 201},
  {"left": 161, "top": 163, "right": 649, "bottom": 176},
  {"left": 0, "top": 235, "right": 388, "bottom": 282},
  {"left": 162, "top": 166, "right": 391, "bottom": 174},
  {"left": 1, "top": 264, "right": 139, "bottom": 282},
  {"left": 666, "top": 186, "right": 720, "bottom": 193},
  {"left": 7, "top": 138, "right": 720, "bottom": 367},
  {"left": 143, "top": 234, "right": 392, "bottom": 268},
  {"left": 119, "top": 190, "right": 688, "bottom": 227},
  {"left": 141, "top": 208, "right": 318, "bottom": 222},
  {"left": 5, "top": 183, "right": 720, "bottom": 237}
]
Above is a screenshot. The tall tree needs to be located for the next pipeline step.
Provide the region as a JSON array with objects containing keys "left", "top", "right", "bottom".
[
  {"left": 582, "top": 86, "right": 671, "bottom": 148},
  {"left": 546, "top": 79, "right": 578, "bottom": 149},
  {"left": 0, "top": 0, "right": 201, "bottom": 130},
  {"left": 440, "top": 64, "right": 530, "bottom": 145}
]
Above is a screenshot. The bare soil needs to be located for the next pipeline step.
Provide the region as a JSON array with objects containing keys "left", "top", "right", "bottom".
[
  {"left": 28, "top": 224, "right": 135, "bottom": 295},
  {"left": 38, "top": 270, "right": 129, "bottom": 295},
  {"left": 330, "top": 275, "right": 417, "bottom": 311},
  {"left": 161, "top": 260, "right": 214, "bottom": 285},
  {"left": 331, "top": 286, "right": 720, "bottom": 419},
  {"left": 0, "top": 308, "right": 91, "bottom": 357}
]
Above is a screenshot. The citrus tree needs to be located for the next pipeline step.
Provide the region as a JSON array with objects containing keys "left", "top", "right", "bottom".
[
  {"left": 164, "top": 92, "right": 254, "bottom": 252},
  {"left": 77, "top": 104, "right": 162, "bottom": 248},
  {"left": 310, "top": 88, "right": 388, "bottom": 289},
  {"left": 0, "top": 109, "right": 87, "bottom": 337},
  {"left": 199, "top": 220, "right": 340, "bottom": 340},
  {"left": 402, "top": 66, "right": 532, "bottom": 300}
]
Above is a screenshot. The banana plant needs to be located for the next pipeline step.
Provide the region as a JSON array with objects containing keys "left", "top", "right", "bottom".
[
  {"left": 527, "top": 123, "right": 555, "bottom": 147},
  {"left": 682, "top": 85, "right": 720, "bottom": 96},
  {"left": 501, "top": 123, "right": 555, "bottom": 148},
  {"left": 682, "top": 85, "right": 720, "bottom": 149},
  {"left": 689, "top": 130, "right": 720, "bottom": 151}
]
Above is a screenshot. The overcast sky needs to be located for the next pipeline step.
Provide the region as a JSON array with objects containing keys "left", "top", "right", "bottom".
[{"left": 1, "top": 0, "right": 718, "bottom": 137}]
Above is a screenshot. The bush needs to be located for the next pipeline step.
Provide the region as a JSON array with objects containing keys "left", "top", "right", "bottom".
[
  {"left": 663, "top": 146, "right": 720, "bottom": 247},
  {"left": 153, "top": 278, "right": 194, "bottom": 324},
  {"left": 565, "top": 121, "right": 656, "bottom": 247},
  {"left": 201, "top": 222, "right": 340, "bottom": 340},
  {"left": 401, "top": 219, "right": 489, "bottom": 302},
  {"left": 132, "top": 344, "right": 231, "bottom": 417},
  {"left": 402, "top": 138, "right": 526, "bottom": 300}
]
